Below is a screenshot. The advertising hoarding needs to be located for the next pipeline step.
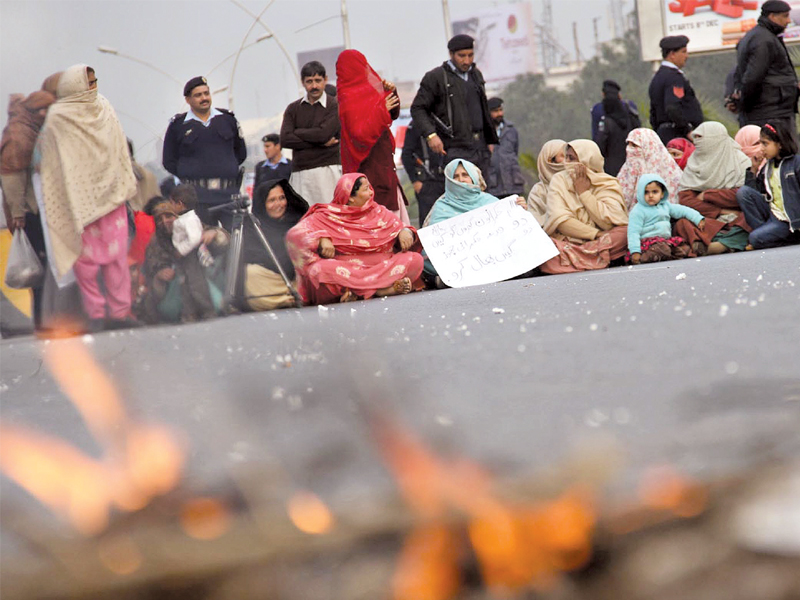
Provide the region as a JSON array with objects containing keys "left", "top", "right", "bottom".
[
  {"left": 639, "top": 0, "right": 800, "bottom": 60},
  {"left": 452, "top": 2, "right": 540, "bottom": 83}
]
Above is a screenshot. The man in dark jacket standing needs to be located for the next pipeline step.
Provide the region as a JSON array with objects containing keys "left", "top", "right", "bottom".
[
  {"left": 410, "top": 34, "right": 498, "bottom": 178},
  {"left": 485, "top": 97, "right": 525, "bottom": 197},
  {"left": 400, "top": 120, "right": 445, "bottom": 227},
  {"left": 648, "top": 36, "right": 704, "bottom": 144},
  {"left": 735, "top": 0, "right": 798, "bottom": 136}
]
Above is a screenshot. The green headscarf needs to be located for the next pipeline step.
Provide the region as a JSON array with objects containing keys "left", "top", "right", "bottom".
[{"left": 427, "top": 159, "right": 500, "bottom": 225}]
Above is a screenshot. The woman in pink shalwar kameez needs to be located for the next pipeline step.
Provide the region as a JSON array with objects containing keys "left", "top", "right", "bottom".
[{"left": 286, "top": 173, "right": 423, "bottom": 304}]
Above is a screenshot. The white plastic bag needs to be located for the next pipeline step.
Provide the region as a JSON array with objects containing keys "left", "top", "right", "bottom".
[
  {"left": 4, "top": 229, "right": 44, "bottom": 289},
  {"left": 172, "top": 210, "right": 204, "bottom": 257}
]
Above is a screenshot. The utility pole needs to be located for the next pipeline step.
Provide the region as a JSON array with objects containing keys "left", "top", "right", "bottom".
[
  {"left": 442, "top": 0, "right": 453, "bottom": 42},
  {"left": 341, "top": 0, "right": 351, "bottom": 49},
  {"left": 541, "top": 0, "right": 555, "bottom": 71},
  {"left": 572, "top": 21, "right": 583, "bottom": 65},
  {"left": 592, "top": 16, "right": 601, "bottom": 56}
]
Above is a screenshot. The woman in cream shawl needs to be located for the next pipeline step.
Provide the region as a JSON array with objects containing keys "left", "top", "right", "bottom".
[
  {"left": 526, "top": 139, "right": 566, "bottom": 226},
  {"left": 38, "top": 64, "right": 137, "bottom": 323},
  {"left": 540, "top": 140, "right": 629, "bottom": 274},
  {"left": 677, "top": 122, "right": 752, "bottom": 252}
]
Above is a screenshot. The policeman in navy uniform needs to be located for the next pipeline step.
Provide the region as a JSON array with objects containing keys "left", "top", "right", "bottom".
[
  {"left": 163, "top": 76, "right": 247, "bottom": 229},
  {"left": 648, "top": 36, "right": 704, "bottom": 144}
]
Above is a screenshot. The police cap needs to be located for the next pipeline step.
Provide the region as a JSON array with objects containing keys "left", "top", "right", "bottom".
[
  {"left": 487, "top": 97, "right": 503, "bottom": 110},
  {"left": 448, "top": 34, "right": 474, "bottom": 52},
  {"left": 602, "top": 80, "right": 621, "bottom": 94},
  {"left": 761, "top": 0, "right": 791, "bottom": 14},
  {"left": 183, "top": 76, "right": 208, "bottom": 97},
  {"left": 659, "top": 35, "right": 689, "bottom": 52}
]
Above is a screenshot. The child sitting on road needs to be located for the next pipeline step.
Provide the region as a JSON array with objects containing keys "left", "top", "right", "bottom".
[
  {"left": 736, "top": 122, "right": 800, "bottom": 249},
  {"left": 628, "top": 174, "right": 705, "bottom": 264}
]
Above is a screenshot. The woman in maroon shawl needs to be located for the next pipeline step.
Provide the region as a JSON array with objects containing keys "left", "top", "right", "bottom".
[
  {"left": 285, "top": 173, "right": 423, "bottom": 305},
  {"left": 336, "top": 49, "right": 410, "bottom": 225}
]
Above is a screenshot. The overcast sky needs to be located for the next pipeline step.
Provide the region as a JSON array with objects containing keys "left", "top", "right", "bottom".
[{"left": 0, "top": 0, "right": 634, "bottom": 164}]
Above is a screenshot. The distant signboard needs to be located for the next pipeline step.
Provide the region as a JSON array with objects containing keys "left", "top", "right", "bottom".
[
  {"left": 639, "top": 0, "right": 800, "bottom": 60},
  {"left": 452, "top": 2, "right": 540, "bottom": 83},
  {"left": 296, "top": 46, "right": 345, "bottom": 82}
]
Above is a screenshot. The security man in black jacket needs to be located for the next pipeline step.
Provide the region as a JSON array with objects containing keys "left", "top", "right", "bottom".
[
  {"left": 648, "top": 35, "right": 704, "bottom": 144},
  {"left": 400, "top": 120, "right": 445, "bottom": 227},
  {"left": 410, "top": 34, "right": 498, "bottom": 178},
  {"left": 163, "top": 76, "right": 247, "bottom": 229},
  {"left": 734, "top": 0, "right": 798, "bottom": 136}
]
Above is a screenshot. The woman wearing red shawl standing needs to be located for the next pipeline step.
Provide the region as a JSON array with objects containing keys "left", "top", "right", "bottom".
[
  {"left": 285, "top": 173, "right": 423, "bottom": 304},
  {"left": 336, "top": 50, "right": 411, "bottom": 226}
]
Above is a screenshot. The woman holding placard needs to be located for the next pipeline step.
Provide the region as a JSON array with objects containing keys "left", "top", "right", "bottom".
[{"left": 421, "top": 159, "right": 526, "bottom": 286}]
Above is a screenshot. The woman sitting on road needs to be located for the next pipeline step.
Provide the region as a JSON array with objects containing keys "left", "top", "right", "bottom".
[
  {"left": 666, "top": 137, "right": 694, "bottom": 170},
  {"left": 526, "top": 139, "right": 566, "bottom": 226},
  {"left": 540, "top": 140, "right": 629, "bottom": 275},
  {"left": 422, "top": 158, "right": 527, "bottom": 286},
  {"left": 139, "top": 198, "right": 228, "bottom": 324},
  {"left": 242, "top": 178, "right": 308, "bottom": 311},
  {"left": 677, "top": 121, "right": 752, "bottom": 254},
  {"left": 285, "top": 173, "right": 423, "bottom": 304},
  {"left": 617, "top": 128, "right": 683, "bottom": 211},
  {"left": 734, "top": 124, "right": 766, "bottom": 176},
  {"left": 736, "top": 122, "right": 800, "bottom": 249}
]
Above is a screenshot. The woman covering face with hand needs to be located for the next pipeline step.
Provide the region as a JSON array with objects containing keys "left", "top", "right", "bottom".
[
  {"left": 285, "top": 173, "right": 423, "bottom": 304},
  {"left": 540, "top": 140, "right": 629, "bottom": 274},
  {"left": 336, "top": 49, "right": 410, "bottom": 225}
]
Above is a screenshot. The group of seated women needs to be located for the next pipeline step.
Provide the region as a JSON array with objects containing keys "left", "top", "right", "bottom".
[
  {"left": 137, "top": 120, "right": 798, "bottom": 320},
  {"left": 527, "top": 120, "right": 798, "bottom": 272}
]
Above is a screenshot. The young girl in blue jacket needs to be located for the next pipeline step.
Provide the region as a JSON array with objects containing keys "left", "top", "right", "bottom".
[
  {"left": 736, "top": 122, "right": 800, "bottom": 249},
  {"left": 628, "top": 174, "right": 706, "bottom": 264}
]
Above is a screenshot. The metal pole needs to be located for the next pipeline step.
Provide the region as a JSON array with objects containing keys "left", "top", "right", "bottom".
[
  {"left": 592, "top": 17, "right": 601, "bottom": 56},
  {"left": 341, "top": 0, "right": 351, "bottom": 49},
  {"left": 97, "top": 46, "right": 182, "bottom": 86},
  {"left": 572, "top": 21, "right": 582, "bottom": 65},
  {"left": 442, "top": 0, "right": 453, "bottom": 41},
  {"left": 228, "top": 0, "right": 304, "bottom": 104},
  {"left": 227, "top": 1, "right": 274, "bottom": 111}
]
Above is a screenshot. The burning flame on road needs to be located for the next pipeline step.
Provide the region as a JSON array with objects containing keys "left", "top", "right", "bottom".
[
  {"left": 370, "top": 414, "right": 596, "bottom": 599},
  {"left": 0, "top": 338, "right": 185, "bottom": 537}
]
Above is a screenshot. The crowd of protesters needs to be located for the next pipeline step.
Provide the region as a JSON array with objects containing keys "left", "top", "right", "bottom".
[{"left": 2, "top": 0, "right": 799, "bottom": 334}]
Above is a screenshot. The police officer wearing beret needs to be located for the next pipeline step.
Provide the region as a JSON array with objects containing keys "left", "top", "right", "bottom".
[
  {"left": 648, "top": 36, "right": 704, "bottom": 144},
  {"left": 410, "top": 34, "right": 498, "bottom": 178},
  {"left": 162, "top": 76, "right": 247, "bottom": 229}
]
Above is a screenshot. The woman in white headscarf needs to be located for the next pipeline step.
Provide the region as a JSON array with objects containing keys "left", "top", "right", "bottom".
[
  {"left": 38, "top": 64, "right": 137, "bottom": 325},
  {"left": 677, "top": 121, "right": 752, "bottom": 252},
  {"left": 526, "top": 139, "right": 566, "bottom": 226}
]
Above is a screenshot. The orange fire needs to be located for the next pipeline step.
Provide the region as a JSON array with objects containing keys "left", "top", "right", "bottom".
[
  {"left": 370, "top": 414, "right": 596, "bottom": 600},
  {"left": 0, "top": 338, "right": 185, "bottom": 535},
  {"left": 287, "top": 491, "right": 335, "bottom": 535}
]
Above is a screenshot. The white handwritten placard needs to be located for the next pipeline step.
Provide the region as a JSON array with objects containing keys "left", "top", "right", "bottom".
[{"left": 418, "top": 198, "right": 558, "bottom": 288}]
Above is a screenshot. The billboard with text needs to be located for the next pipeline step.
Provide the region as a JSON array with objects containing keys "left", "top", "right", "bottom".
[
  {"left": 659, "top": 0, "right": 800, "bottom": 54},
  {"left": 452, "top": 2, "right": 540, "bottom": 84}
]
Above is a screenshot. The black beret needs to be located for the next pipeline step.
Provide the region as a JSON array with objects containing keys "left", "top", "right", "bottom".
[
  {"left": 659, "top": 35, "right": 690, "bottom": 52},
  {"left": 448, "top": 34, "right": 474, "bottom": 52},
  {"left": 762, "top": 0, "right": 791, "bottom": 14},
  {"left": 602, "top": 80, "right": 621, "bottom": 93},
  {"left": 183, "top": 76, "right": 208, "bottom": 97},
  {"left": 487, "top": 97, "right": 503, "bottom": 110}
]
